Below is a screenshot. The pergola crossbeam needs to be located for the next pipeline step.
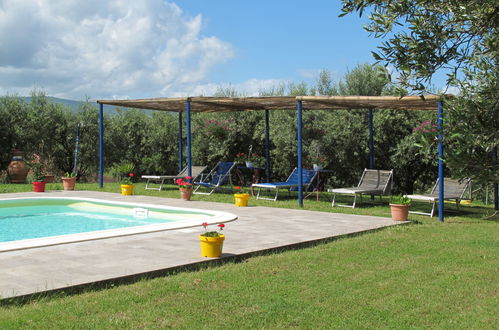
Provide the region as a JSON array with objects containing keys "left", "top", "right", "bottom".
[{"left": 96, "top": 94, "right": 453, "bottom": 221}]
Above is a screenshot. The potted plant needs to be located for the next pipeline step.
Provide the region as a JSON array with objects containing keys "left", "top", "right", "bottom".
[
  {"left": 176, "top": 176, "right": 193, "bottom": 201},
  {"left": 29, "top": 161, "right": 46, "bottom": 192},
  {"left": 110, "top": 162, "right": 135, "bottom": 195},
  {"left": 389, "top": 195, "right": 411, "bottom": 221},
  {"left": 120, "top": 173, "right": 135, "bottom": 195},
  {"left": 199, "top": 222, "right": 226, "bottom": 257},
  {"left": 234, "top": 186, "right": 250, "bottom": 207},
  {"left": 61, "top": 171, "right": 77, "bottom": 190}
]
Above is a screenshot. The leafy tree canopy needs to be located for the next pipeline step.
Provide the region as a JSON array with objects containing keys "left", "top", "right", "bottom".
[{"left": 340, "top": 0, "right": 499, "bottom": 91}]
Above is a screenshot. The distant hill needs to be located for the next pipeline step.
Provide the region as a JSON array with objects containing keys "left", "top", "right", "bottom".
[
  {"left": 19, "top": 96, "right": 94, "bottom": 112},
  {"left": 17, "top": 96, "right": 132, "bottom": 114}
]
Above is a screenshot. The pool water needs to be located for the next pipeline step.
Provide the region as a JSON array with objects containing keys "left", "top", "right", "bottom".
[
  {"left": 0, "top": 198, "right": 233, "bottom": 246},
  {"left": 1, "top": 204, "right": 176, "bottom": 242}
]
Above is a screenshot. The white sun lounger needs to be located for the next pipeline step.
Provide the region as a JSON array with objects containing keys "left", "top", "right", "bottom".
[
  {"left": 142, "top": 165, "right": 206, "bottom": 191},
  {"left": 407, "top": 177, "right": 471, "bottom": 217},
  {"left": 328, "top": 169, "right": 393, "bottom": 208}
]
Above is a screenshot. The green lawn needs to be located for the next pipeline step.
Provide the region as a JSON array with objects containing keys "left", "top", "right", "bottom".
[{"left": 0, "top": 183, "right": 498, "bottom": 328}]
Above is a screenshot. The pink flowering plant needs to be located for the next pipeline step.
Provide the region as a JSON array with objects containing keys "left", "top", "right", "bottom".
[
  {"left": 413, "top": 120, "right": 439, "bottom": 150},
  {"left": 201, "top": 222, "right": 225, "bottom": 237},
  {"left": 203, "top": 119, "right": 240, "bottom": 141},
  {"left": 413, "top": 120, "right": 438, "bottom": 134},
  {"left": 175, "top": 176, "right": 193, "bottom": 189}
]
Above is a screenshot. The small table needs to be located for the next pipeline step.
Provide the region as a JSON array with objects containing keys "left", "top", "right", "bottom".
[
  {"left": 304, "top": 169, "right": 334, "bottom": 201},
  {"left": 235, "top": 166, "right": 264, "bottom": 196}
]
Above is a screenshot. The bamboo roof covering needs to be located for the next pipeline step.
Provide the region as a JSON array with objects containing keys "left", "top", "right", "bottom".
[{"left": 97, "top": 95, "right": 453, "bottom": 112}]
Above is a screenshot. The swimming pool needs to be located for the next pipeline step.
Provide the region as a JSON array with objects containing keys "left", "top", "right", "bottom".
[{"left": 0, "top": 197, "right": 237, "bottom": 252}]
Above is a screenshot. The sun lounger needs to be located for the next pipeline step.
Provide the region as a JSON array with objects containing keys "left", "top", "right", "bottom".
[
  {"left": 407, "top": 177, "right": 471, "bottom": 217},
  {"left": 142, "top": 165, "right": 206, "bottom": 191},
  {"left": 252, "top": 168, "right": 317, "bottom": 201},
  {"left": 328, "top": 169, "right": 393, "bottom": 208},
  {"left": 193, "top": 162, "right": 236, "bottom": 195}
]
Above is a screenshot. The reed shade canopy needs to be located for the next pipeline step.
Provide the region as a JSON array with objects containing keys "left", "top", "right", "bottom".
[
  {"left": 97, "top": 95, "right": 453, "bottom": 113},
  {"left": 96, "top": 94, "right": 453, "bottom": 221}
]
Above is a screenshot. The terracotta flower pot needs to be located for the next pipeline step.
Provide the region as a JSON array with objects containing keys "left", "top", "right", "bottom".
[
  {"left": 390, "top": 204, "right": 410, "bottom": 221},
  {"left": 179, "top": 187, "right": 193, "bottom": 201},
  {"left": 61, "top": 177, "right": 77, "bottom": 190}
]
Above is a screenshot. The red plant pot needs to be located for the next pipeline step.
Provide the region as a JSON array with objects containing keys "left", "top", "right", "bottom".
[{"left": 33, "top": 181, "right": 46, "bottom": 193}]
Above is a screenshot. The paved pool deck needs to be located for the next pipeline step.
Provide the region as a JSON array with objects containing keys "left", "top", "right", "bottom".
[{"left": 0, "top": 191, "right": 405, "bottom": 300}]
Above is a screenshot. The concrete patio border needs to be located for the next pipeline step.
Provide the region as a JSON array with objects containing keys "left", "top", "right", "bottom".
[{"left": 0, "top": 191, "right": 406, "bottom": 300}]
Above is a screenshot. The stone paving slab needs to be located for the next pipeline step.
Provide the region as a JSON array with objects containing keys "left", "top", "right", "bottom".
[{"left": 0, "top": 191, "right": 404, "bottom": 299}]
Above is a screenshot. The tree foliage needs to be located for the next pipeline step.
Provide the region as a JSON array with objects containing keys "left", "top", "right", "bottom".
[
  {"left": 341, "top": 0, "right": 499, "bottom": 193},
  {"left": 340, "top": 0, "right": 499, "bottom": 91},
  {"left": 0, "top": 65, "right": 441, "bottom": 193}
]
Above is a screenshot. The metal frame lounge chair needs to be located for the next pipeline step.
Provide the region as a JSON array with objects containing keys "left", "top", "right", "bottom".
[
  {"left": 407, "top": 177, "right": 472, "bottom": 217},
  {"left": 328, "top": 169, "right": 393, "bottom": 208},
  {"left": 142, "top": 165, "right": 207, "bottom": 191},
  {"left": 193, "top": 161, "right": 236, "bottom": 195},
  {"left": 251, "top": 168, "right": 318, "bottom": 201}
]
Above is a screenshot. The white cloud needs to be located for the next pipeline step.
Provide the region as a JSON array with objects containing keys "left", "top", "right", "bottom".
[
  {"left": 0, "top": 0, "right": 234, "bottom": 99},
  {"left": 169, "top": 78, "right": 289, "bottom": 97},
  {"left": 440, "top": 85, "right": 460, "bottom": 96},
  {"left": 297, "top": 69, "right": 321, "bottom": 79}
]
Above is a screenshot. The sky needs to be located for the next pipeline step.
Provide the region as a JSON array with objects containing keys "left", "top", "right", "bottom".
[{"left": 0, "top": 0, "right": 445, "bottom": 101}]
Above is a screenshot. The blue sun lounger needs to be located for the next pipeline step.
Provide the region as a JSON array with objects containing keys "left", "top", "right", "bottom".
[
  {"left": 251, "top": 168, "right": 317, "bottom": 201},
  {"left": 193, "top": 161, "right": 236, "bottom": 195}
]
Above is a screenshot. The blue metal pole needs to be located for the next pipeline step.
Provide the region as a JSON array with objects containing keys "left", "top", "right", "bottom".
[
  {"left": 493, "top": 146, "right": 498, "bottom": 211},
  {"left": 99, "top": 103, "right": 104, "bottom": 188},
  {"left": 437, "top": 101, "right": 444, "bottom": 222},
  {"left": 178, "top": 112, "right": 183, "bottom": 173},
  {"left": 265, "top": 109, "right": 271, "bottom": 181},
  {"left": 368, "top": 108, "right": 375, "bottom": 169},
  {"left": 186, "top": 99, "right": 192, "bottom": 178},
  {"left": 368, "top": 108, "right": 375, "bottom": 200},
  {"left": 297, "top": 100, "right": 303, "bottom": 207}
]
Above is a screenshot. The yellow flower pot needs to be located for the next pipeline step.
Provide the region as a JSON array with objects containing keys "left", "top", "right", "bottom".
[
  {"left": 234, "top": 193, "right": 250, "bottom": 207},
  {"left": 121, "top": 184, "right": 134, "bottom": 195},
  {"left": 199, "top": 234, "right": 225, "bottom": 258}
]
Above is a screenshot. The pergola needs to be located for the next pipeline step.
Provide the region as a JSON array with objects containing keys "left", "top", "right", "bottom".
[{"left": 98, "top": 95, "right": 452, "bottom": 221}]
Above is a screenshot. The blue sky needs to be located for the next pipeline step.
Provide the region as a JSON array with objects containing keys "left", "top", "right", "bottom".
[
  {"left": 0, "top": 0, "right": 446, "bottom": 100},
  {"left": 179, "top": 0, "right": 378, "bottom": 84}
]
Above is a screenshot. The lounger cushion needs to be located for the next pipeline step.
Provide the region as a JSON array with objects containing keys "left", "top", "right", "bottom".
[
  {"left": 407, "top": 194, "right": 461, "bottom": 201},
  {"left": 252, "top": 182, "right": 299, "bottom": 189},
  {"left": 329, "top": 187, "right": 385, "bottom": 194},
  {"left": 142, "top": 175, "right": 177, "bottom": 180}
]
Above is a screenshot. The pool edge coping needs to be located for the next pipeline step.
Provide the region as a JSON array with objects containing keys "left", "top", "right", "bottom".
[{"left": 0, "top": 196, "right": 238, "bottom": 253}]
